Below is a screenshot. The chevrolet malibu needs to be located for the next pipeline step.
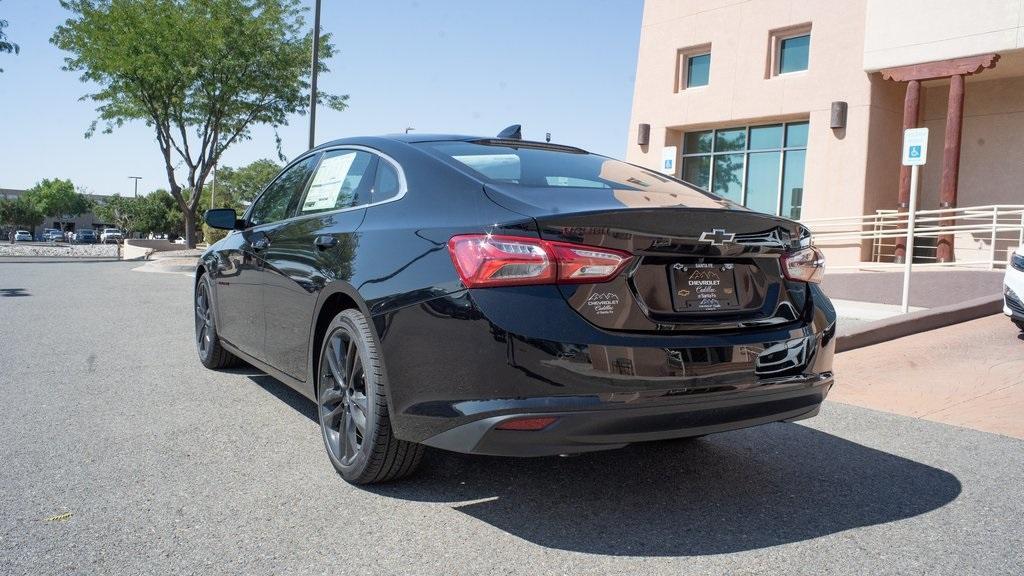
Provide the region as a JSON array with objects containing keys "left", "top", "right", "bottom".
[{"left": 196, "top": 130, "right": 836, "bottom": 484}]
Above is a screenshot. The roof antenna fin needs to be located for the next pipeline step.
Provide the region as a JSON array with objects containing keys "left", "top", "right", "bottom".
[{"left": 497, "top": 124, "right": 522, "bottom": 140}]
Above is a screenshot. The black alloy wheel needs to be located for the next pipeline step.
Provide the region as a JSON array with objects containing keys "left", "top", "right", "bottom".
[
  {"left": 317, "top": 309, "right": 423, "bottom": 484},
  {"left": 194, "top": 273, "right": 239, "bottom": 369}
]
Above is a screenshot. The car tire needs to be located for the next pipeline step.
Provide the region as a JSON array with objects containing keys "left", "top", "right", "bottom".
[
  {"left": 1014, "top": 319, "right": 1024, "bottom": 332},
  {"left": 194, "top": 273, "right": 241, "bottom": 369},
  {"left": 316, "top": 308, "right": 424, "bottom": 484}
]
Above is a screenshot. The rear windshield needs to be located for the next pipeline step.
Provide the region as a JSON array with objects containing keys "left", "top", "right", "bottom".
[{"left": 420, "top": 140, "right": 712, "bottom": 196}]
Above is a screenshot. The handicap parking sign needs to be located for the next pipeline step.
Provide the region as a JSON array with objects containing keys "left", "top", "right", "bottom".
[{"left": 908, "top": 145, "right": 921, "bottom": 159}]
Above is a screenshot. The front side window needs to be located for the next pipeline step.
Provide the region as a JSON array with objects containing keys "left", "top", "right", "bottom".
[
  {"left": 299, "top": 150, "right": 377, "bottom": 214},
  {"left": 249, "top": 155, "right": 319, "bottom": 226},
  {"left": 680, "top": 121, "right": 808, "bottom": 219}
]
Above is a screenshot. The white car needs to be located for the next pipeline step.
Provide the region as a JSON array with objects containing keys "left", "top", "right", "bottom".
[
  {"left": 14, "top": 230, "right": 32, "bottom": 242},
  {"left": 100, "top": 228, "right": 124, "bottom": 244},
  {"left": 1004, "top": 246, "right": 1024, "bottom": 331}
]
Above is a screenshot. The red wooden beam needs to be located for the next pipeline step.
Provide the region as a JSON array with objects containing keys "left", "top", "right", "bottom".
[{"left": 880, "top": 53, "right": 999, "bottom": 82}]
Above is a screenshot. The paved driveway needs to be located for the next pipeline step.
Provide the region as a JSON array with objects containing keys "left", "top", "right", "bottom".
[{"left": 1, "top": 262, "right": 1021, "bottom": 575}]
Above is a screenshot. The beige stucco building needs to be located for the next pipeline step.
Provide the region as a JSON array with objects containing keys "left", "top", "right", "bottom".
[{"left": 627, "top": 0, "right": 1024, "bottom": 265}]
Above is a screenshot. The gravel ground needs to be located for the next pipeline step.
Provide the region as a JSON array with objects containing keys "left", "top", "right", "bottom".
[
  {"left": 1, "top": 261, "right": 1022, "bottom": 575},
  {"left": 0, "top": 243, "right": 118, "bottom": 258}
]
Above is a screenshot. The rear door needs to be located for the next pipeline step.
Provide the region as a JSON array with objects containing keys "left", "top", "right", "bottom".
[{"left": 259, "top": 148, "right": 379, "bottom": 381}]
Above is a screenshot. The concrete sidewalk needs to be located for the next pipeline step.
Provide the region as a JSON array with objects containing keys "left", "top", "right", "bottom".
[
  {"left": 821, "top": 269, "right": 1003, "bottom": 308},
  {"left": 831, "top": 314, "right": 1024, "bottom": 439}
]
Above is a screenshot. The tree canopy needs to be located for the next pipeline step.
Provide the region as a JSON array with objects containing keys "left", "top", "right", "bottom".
[
  {"left": 52, "top": 0, "right": 348, "bottom": 247},
  {"left": 22, "top": 178, "right": 94, "bottom": 229},
  {"left": 0, "top": 196, "right": 43, "bottom": 230},
  {"left": 0, "top": 1, "right": 19, "bottom": 72},
  {"left": 208, "top": 158, "right": 281, "bottom": 209},
  {"left": 93, "top": 192, "right": 178, "bottom": 238}
]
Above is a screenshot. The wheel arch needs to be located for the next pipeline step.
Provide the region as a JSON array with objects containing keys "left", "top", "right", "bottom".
[{"left": 308, "top": 282, "right": 375, "bottom": 396}]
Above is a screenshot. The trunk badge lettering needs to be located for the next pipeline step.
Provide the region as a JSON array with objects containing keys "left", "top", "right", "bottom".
[
  {"left": 699, "top": 229, "right": 735, "bottom": 246},
  {"left": 585, "top": 292, "right": 619, "bottom": 315}
]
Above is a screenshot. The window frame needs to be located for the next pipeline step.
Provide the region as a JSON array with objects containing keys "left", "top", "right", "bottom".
[
  {"left": 674, "top": 43, "right": 712, "bottom": 92},
  {"left": 766, "top": 24, "right": 811, "bottom": 78},
  {"left": 243, "top": 145, "right": 409, "bottom": 229},
  {"left": 679, "top": 121, "right": 809, "bottom": 218}
]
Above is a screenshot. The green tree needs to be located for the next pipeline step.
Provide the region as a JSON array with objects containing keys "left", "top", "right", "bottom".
[
  {"left": 0, "top": 1, "right": 19, "bottom": 73},
  {"left": 22, "top": 179, "right": 93, "bottom": 231},
  {"left": 208, "top": 159, "right": 281, "bottom": 209},
  {"left": 52, "top": 0, "right": 348, "bottom": 248},
  {"left": 1, "top": 196, "right": 44, "bottom": 232},
  {"left": 93, "top": 194, "right": 144, "bottom": 238}
]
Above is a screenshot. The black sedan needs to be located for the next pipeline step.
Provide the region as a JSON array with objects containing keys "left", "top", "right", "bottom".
[{"left": 197, "top": 129, "right": 836, "bottom": 484}]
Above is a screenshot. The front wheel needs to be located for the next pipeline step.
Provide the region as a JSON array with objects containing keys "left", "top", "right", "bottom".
[
  {"left": 194, "top": 273, "right": 240, "bottom": 369},
  {"left": 317, "top": 308, "right": 423, "bottom": 484},
  {"left": 1014, "top": 318, "right": 1024, "bottom": 332}
]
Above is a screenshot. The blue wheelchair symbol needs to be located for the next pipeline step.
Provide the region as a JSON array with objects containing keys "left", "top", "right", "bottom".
[{"left": 908, "top": 145, "right": 921, "bottom": 158}]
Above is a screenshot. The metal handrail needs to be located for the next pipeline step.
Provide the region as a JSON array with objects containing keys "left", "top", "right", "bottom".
[{"left": 801, "top": 204, "right": 1024, "bottom": 271}]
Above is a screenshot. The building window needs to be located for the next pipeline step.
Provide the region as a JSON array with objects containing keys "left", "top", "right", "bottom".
[
  {"left": 767, "top": 24, "right": 811, "bottom": 77},
  {"left": 675, "top": 44, "right": 711, "bottom": 91},
  {"left": 680, "top": 121, "right": 808, "bottom": 219},
  {"left": 686, "top": 53, "right": 711, "bottom": 87}
]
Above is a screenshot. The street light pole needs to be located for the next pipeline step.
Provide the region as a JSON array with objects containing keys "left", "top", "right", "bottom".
[
  {"left": 308, "top": 0, "right": 322, "bottom": 150},
  {"left": 129, "top": 176, "right": 142, "bottom": 198}
]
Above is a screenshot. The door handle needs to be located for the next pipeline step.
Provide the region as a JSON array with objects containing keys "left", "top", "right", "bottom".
[
  {"left": 314, "top": 235, "right": 338, "bottom": 250},
  {"left": 251, "top": 234, "right": 271, "bottom": 251}
]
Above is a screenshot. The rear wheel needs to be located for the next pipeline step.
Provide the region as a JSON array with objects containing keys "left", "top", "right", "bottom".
[
  {"left": 195, "top": 273, "right": 240, "bottom": 369},
  {"left": 317, "top": 308, "right": 423, "bottom": 484},
  {"left": 1014, "top": 319, "right": 1024, "bottom": 332}
]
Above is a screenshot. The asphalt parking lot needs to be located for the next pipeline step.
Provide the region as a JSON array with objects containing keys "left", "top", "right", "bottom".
[{"left": 1, "top": 261, "right": 1022, "bottom": 575}]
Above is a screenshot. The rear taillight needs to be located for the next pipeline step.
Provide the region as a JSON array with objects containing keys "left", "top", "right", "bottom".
[
  {"left": 781, "top": 246, "right": 825, "bottom": 283},
  {"left": 447, "top": 234, "right": 632, "bottom": 288}
]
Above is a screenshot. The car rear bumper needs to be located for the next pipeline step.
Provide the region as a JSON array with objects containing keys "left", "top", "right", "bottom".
[{"left": 376, "top": 284, "right": 836, "bottom": 456}]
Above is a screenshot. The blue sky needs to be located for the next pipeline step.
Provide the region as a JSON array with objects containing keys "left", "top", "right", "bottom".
[{"left": 0, "top": 0, "right": 642, "bottom": 196}]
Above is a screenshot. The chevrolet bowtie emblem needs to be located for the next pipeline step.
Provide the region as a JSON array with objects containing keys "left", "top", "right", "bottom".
[{"left": 699, "top": 229, "right": 735, "bottom": 246}]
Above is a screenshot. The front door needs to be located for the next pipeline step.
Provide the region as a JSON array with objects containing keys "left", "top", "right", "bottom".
[
  {"left": 260, "top": 148, "right": 378, "bottom": 382},
  {"left": 215, "top": 153, "right": 320, "bottom": 362}
]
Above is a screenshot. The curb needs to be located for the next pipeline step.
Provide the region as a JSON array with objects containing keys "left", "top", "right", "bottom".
[{"left": 835, "top": 294, "right": 1004, "bottom": 352}]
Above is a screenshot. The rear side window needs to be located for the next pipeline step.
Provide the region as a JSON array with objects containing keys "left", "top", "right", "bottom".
[
  {"left": 371, "top": 160, "right": 401, "bottom": 203},
  {"left": 299, "top": 150, "right": 376, "bottom": 214},
  {"left": 250, "top": 155, "right": 318, "bottom": 226}
]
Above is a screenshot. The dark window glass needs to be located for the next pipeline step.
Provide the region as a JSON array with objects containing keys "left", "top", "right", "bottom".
[
  {"left": 781, "top": 149, "right": 806, "bottom": 220},
  {"left": 372, "top": 161, "right": 402, "bottom": 203},
  {"left": 422, "top": 141, "right": 707, "bottom": 197},
  {"left": 785, "top": 121, "right": 809, "bottom": 147},
  {"left": 712, "top": 154, "right": 744, "bottom": 203},
  {"left": 745, "top": 151, "right": 782, "bottom": 214},
  {"left": 299, "top": 150, "right": 376, "bottom": 214},
  {"left": 681, "top": 156, "right": 710, "bottom": 190},
  {"left": 749, "top": 124, "right": 783, "bottom": 150},
  {"left": 779, "top": 35, "right": 810, "bottom": 74},
  {"left": 249, "top": 155, "right": 318, "bottom": 226},
  {"left": 683, "top": 131, "right": 712, "bottom": 154},
  {"left": 713, "top": 128, "right": 746, "bottom": 152},
  {"left": 686, "top": 53, "right": 710, "bottom": 87}
]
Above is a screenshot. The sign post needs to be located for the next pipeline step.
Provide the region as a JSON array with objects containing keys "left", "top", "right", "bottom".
[{"left": 900, "top": 127, "right": 929, "bottom": 313}]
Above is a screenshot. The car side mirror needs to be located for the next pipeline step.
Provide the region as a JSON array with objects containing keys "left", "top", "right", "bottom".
[{"left": 205, "top": 208, "right": 243, "bottom": 230}]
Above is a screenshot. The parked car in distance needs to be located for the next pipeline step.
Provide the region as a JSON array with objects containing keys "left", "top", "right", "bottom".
[
  {"left": 74, "top": 229, "right": 97, "bottom": 243},
  {"left": 101, "top": 228, "right": 124, "bottom": 243},
  {"left": 42, "top": 228, "right": 63, "bottom": 242},
  {"left": 195, "top": 129, "right": 835, "bottom": 485},
  {"left": 14, "top": 230, "right": 32, "bottom": 242},
  {"left": 1003, "top": 246, "right": 1024, "bottom": 331}
]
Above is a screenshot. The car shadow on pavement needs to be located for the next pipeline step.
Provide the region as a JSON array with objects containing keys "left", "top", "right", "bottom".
[
  {"left": 242, "top": 372, "right": 319, "bottom": 422},
  {"left": 0, "top": 288, "right": 30, "bottom": 297},
  {"left": 369, "top": 423, "right": 962, "bottom": 557}
]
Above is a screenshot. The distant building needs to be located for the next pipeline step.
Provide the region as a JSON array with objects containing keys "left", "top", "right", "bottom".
[
  {"left": 0, "top": 188, "right": 114, "bottom": 234},
  {"left": 627, "top": 0, "right": 1024, "bottom": 265}
]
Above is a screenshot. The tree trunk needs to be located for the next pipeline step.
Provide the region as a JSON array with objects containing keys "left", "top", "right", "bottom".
[{"left": 184, "top": 209, "right": 197, "bottom": 249}]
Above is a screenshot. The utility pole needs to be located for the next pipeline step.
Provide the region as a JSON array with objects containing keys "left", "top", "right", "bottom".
[
  {"left": 308, "top": 0, "right": 322, "bottom": 150},
  {"left": 405, "top": 127, "right": 415, "bottom": 134},
  {"left": 129, "top": 176, "right": 142, "bottom": 198}
]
